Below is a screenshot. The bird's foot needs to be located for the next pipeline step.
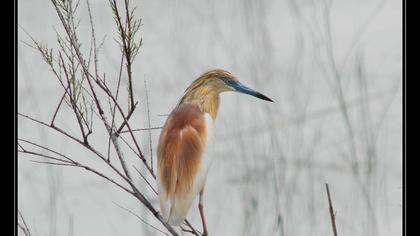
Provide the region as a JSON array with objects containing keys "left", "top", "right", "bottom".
[{"left": 201, "top": 232, "right": 208, "bottom": 236}]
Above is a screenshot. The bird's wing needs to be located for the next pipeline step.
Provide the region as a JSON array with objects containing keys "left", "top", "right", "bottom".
[{"left": 157, "top": 103, "right": 208, "bottom": 225}]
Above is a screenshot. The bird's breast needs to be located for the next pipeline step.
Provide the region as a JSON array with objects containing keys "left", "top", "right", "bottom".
[{"left": 197, "top": 113, "right": 215, "bottom": 182}]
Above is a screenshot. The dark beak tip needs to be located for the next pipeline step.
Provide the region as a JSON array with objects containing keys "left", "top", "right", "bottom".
[
  {"left": 266, "top": 98, "right": 275, "bottom": 103},
  {"left": 258, "top": 94, "right": 274, "bottom": 103}
]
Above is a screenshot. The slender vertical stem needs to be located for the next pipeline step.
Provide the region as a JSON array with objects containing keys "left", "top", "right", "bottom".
[
  {"left": 325, "top": 183, "right": 338, "bottom": 236},
  {"left": 144, "top": 78, "right": 154, "bottom": 172}
]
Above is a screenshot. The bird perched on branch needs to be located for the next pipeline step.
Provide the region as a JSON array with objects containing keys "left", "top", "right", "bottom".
[{"left": 157, "top": 69, "right": 273, "bottom": 235}]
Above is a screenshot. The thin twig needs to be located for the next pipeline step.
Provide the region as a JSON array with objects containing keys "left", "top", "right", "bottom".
[
  {"left": 116, "top": 101, "right": 138, "bottom": 134},
  {"left": 86, "top": 0, "right": 99, "bottom": 83},
  {"left": 184, "top": 220, "right": 201, "bottom": 236},
  {"left": 19, "top": 138, "right": 72, "bottom": 162},
  {"left": 113, "top": 201, "right": 169, "bottom": 236},
  {"left": 18, "top": 211, "right": 32, "bottom": 236},
  {"left": 18, "top": 142, "right": 135, "bottom": 197},
  {"left": 18, "top": 113, "right": 132, "bottom": 190},
  {"left": 29, "top": 160, "right": 76, "bottom": 166},
  {"left": 133, "top": 165, "right": 157, "bottom": 195},
  {"left": 50, "top": 88, "right": 69, "bottom": 125},
  {"left": 18, "top": 223, "right": 31, "bottom": 236},
  {"left": 144, "top": 78, "right": 154, "bottom": 172},
  {"left": 120, "top": 126, "right": 162, "bottom": 133},
  {"left": 325, "top": 183, "right": 338, "bottom": 236},
  {"left": 107, "top": 53, "right": 125, "bottom": 162}
]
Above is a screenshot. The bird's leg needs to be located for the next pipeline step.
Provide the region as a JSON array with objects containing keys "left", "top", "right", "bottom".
[{"left": 198, "top": 188, "right": 208, "bottom": 236}]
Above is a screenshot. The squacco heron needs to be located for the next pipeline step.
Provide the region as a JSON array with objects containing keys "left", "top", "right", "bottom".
[{"left": 157, "top": 69, "right": 273, "bottom": 235}]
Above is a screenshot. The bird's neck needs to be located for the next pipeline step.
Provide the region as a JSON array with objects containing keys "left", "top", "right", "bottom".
[{"left": 179, "top": 88, "right": 220, "bottom": 119}]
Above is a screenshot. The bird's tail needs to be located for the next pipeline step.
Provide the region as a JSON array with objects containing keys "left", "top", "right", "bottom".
[{"left": 164, "top": 193, "right": 196, "bottom": 225}]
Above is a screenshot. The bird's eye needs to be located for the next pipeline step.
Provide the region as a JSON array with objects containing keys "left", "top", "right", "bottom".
[{"left": 221, "top": 77, "right": 231, "bottom": 84}]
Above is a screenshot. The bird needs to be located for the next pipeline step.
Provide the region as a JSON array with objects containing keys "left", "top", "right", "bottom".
[{"left": 157, "top": 69, "right": 273, "bottom": 235}]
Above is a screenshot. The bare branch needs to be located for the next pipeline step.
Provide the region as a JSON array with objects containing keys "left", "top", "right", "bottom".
[
  {"left": 18, "top": 140, "right": 135, "bottom": 197},
  {"left": 19, "top": 1, "right": 200, "bottom": 235}
]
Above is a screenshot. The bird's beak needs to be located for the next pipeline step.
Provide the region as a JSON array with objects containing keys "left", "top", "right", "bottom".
[{"left": 231, "top": 82, "right": 274, "bottom": 102}]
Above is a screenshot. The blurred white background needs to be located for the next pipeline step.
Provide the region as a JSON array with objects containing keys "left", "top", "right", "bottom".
[{"left": 18, "top": 0, "right": 402, "bottom": 235}]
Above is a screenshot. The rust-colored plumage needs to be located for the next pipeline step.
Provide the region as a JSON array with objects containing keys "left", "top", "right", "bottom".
[
  {"left": 158, "top": 103, "right": 206, "bottom": 198},
  {"left": 157, "top": 69, "right": 273, "bottom": 233},
  {"left": 157, "top": 102, "right": 210, "bottom": 226}
]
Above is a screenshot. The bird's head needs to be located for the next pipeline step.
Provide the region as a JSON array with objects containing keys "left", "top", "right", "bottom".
[{"left": 184, "top": 69, "right": 274, "bottom": 102}]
